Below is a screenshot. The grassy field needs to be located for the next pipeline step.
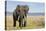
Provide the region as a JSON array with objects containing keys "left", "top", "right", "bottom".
[{"left": 5, "top": 15, "right": 45, "bottom": 30}]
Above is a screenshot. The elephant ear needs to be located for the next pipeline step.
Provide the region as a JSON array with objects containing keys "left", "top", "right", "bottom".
[
  {"left": 24, "top": 5, "right": 29, "bottom": 13},
  {"left": 15, "top": 5, "right": 21, "bottom": 14},
  {"left": 16, "top": 5, "right": 20, "bottom": 11}
]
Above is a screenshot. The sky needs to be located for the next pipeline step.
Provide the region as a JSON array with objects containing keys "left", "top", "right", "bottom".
[
  {"left": 6, "top": 0, "right": 44, "bottom": 2},
  {"left": 7, "top": 1, "right": 45, "bottom": 13}
]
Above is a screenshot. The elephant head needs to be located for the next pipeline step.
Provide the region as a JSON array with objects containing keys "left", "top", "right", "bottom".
[{"left": 15, "top": 5, "right": 29, "bottom": 16}]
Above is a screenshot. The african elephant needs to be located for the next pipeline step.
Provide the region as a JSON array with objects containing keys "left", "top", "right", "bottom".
[{"left": 13, "top": 5, "right": 29, "bottom": 28}]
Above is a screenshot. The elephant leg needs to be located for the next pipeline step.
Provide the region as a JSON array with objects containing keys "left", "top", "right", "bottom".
[
  {"left": 22, "top": 19, "right": 26, "bottom": 27},
  {"left": 13, "top": 19, "right": 16, "bottom": 27},
  {"left": 22, "top": 19, "right": 24, "bottom": 27},
  {"left": 24, "top": 21, "right": 26, "bottom": 27},
  {"left": 20, "top": 18, "right": 24, "bottom": 27},
  {"left": 19, "top": 18, "right": 23, "bottom": 29},
  {"left": 19, "top": 18, "right": 21, "bottom": 27},
  {"left": 13, "top": 15, "right": 16, "bottom": 27},
  {"left": 22, "top": 21, "right": 24, "bottom": 27},
  {"left": 24, "top": 16, "right": 27, "bottom": 27}
]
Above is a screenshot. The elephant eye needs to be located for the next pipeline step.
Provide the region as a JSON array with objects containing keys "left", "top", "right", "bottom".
[
  {"left": 24, "top": 10, "right": 26, "bottom": 12},
  {"left": 18, "top": 10, "right": 20, "bottom": 12}
]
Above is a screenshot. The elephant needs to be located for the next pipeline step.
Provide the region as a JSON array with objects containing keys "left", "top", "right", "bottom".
[{"left": 13, "top": 5, "right": 29, "bottom": 28}]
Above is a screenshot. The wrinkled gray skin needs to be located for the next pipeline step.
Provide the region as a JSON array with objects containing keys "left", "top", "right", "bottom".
[{"left": 13, "top": 5, "right": 29, "bottom": 28}]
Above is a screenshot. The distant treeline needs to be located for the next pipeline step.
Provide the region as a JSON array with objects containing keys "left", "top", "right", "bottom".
[{"left": 6, "top": 12, "right": 45, "bottom": 16}]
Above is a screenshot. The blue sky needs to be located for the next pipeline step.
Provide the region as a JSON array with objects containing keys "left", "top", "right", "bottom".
[{"left": 7, "top": 1, "right": 45, "bottom": 13}]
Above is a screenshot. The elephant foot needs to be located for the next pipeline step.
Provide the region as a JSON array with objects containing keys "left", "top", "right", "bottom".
[{"left": 19, "top": 26, "right": 22, "bottom": 29}]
